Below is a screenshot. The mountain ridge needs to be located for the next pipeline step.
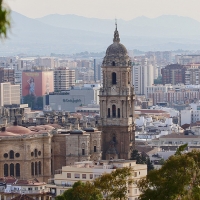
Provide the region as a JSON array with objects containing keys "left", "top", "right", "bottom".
[{"left": 1, "top": 11, "right": 200, "bottom": 56}]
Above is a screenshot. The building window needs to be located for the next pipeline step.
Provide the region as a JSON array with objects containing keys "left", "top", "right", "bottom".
[
  {"left": 67, "top": 173, "right": 71, "bottom": 178},
  {"left": 134, "top": 172, "right": 137, "bottom": 177},
  {"left": 9, "top": 150, "right": 14, "bottom": 159},
  {"left": 90, "top": 174, "right": 93, "bottom": 179},
  {"left": 34, "top": 149, "right": 38, "bottom": 157},
  {"left": 112, "top": 105, "right": 116, "bottom": 117},
  {"left": 112, "top": 72, "right": 117, "bottom": 84},
  {"left": 82, "top": 149, "right": 85, "bottom": 155},
  {"left": 74, "top": 174, "right": 80, "bottom": 178},
  {"left": 118, "top": 108, "right": 120, "bottom": 118},
  {"left": 10, "top": 163, "right": 14, "bottom": 176},
  {"left": 16, "top": 163, "right": 20, "bottom": 177},
  {"left": 94, "top": 146, "right": 97, "bottom": 152},
  {"left": 4, "top": 164, "right": 8, "bottom": 176},
  {"left": 15, "top": 153, "right": 20, "bottom": 158},
  {"left": 31, "top": 162, "right": 34, "bottom": 176},
  {"left": 35, "top": 162, "right": 38, "bottom": 175},
  {"left": 4, "top": 153, "right": 8, "bottom": 158},
  {"left": 82, "top": 174, "right": 86, "bottom": 179},
  {"left": 108, "top": 108, "right": 110, "bottom": 118},
  {"left": 38, "top": 161, "right": 41, "bottom": 175},
  {"left": 112, "top": 61, "right": 115, "bottom": 66}
]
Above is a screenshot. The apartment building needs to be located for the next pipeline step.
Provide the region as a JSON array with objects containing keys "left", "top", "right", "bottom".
[
  {"left": 54, "top": 67, "right": 75, "bottom": 91},
  {"left": 47, "top": 160, "right": 147, "bottom": 200},
  {"left": 132, "top": 58, "right": 154, "bottom": 95},
  {"left": 0, "top": 82, "right": 20, "bottom": 106},
  {"left": 146, "top": 84, "right": 200, "bottom": 106},
  {"left": 0, "top": 68, "right": 15, "bottom": 84}
]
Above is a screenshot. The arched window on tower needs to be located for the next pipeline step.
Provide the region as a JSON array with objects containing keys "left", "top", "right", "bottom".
[
  {"left": 118, "top": 108, "right": 120, "bottom": 118},
  {"left": 4, "top": 164, "right": 8, "bottom": 176},
  {"left": 112, "top": 72, "right": 116, "bottom": 85},
  {"left": 128, "top": 72, "right": 130, "bottom": 84},
  {"left": 38, "top": 161, "right": 41, "bottom": 175},
  {"left": 34, "top": 149, "right": 38, "bottom": 157},
  {"left": 108, "top": 108, "right": 110, "bottom": 118},
  {"left": 10, "top": 163, "right": 14, "bottom": 176},
  {"left": 112, "top": 61, "right": 115, "bottom": 66},
  {"left": 112, "top": 105, "right": 116, "bottom": 118},
  {"left": 16, "top": 163, "right": 20, "bottom": 177},
  {"left": 31, "top": 162, "right": 34, "bottom": 176},
  {"left": 35, "top": 162, "right": 38, "bottom": 175},
  {"left": 9, "top": 150, "right": 14, "bottom": 159}
]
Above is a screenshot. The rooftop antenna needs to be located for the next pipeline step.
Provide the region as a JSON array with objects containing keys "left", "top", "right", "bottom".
[{"left": 115, "top": 18, "right": 117, "bottom": 30}]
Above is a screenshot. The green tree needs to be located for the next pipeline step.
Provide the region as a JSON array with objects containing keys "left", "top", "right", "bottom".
[
  {"left": 131, "top": 149, "right": 154, "bottom": 172},
  {"left": 137, "top": 145, "right": 200, "bottom": 200},
  {"left": 94, "top": 167, "right": 134, "bottom": 200},
  {"left": 0, "top": 0, "right": 10, "bottom": 38},
  {"left": 56, "top": 181, "right": 102, "bottom": 200}
]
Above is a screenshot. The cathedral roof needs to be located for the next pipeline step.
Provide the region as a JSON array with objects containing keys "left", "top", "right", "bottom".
[
  {"left": 6, "top": 122, "right": 32, "bottom": 135},
  {"left": 102, "top": 23, "right": 131, "bottom": 67}
]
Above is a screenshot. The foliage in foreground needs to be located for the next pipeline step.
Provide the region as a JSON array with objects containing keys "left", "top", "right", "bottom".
[
  {"left": 55, "top": 181, "right": 103, "bottom": 200},
  {"left": 94, "top": 167, "right": 134, "bottom": 200},
  {"left": 55, "top": 167, "right": 134, "bottom": 200},
  {"left": 131, "top": 149, "right": 154, "bottom": 172},
  {"left": 137, "top": 144, "right": 200, "bottom": 200},
  {"left": 0, "top": 0, "right": 10, "bottom": 38}
]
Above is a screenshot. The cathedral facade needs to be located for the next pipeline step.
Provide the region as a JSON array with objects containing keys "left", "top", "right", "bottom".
[{"left": 99, "top": 24, "right": 135, "bottom": 160}]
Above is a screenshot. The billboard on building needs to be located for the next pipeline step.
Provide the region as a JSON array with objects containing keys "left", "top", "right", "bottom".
[{"left": 22, "top": 71, "right": 54, "bottom": 97}]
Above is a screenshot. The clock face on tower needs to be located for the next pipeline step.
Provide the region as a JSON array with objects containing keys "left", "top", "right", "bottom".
[{"left": 111, "top": 86, "right": 117, "bottom": 95}]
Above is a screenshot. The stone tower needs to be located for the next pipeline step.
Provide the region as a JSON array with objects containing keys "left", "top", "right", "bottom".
[{"left": 99, "top": 24, "right": 135, "bottom": 160}]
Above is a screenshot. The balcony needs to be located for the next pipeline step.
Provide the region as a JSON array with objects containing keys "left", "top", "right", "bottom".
[{"left": 4, "top": 189, "right": 49, "bottom": 194}]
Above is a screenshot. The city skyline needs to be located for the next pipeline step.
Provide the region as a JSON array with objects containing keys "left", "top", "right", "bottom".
[{"left": 5, "top": 0, "right": 200, "bottom": 22}]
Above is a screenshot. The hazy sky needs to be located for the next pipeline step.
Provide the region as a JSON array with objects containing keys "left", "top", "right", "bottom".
[{"left": 5, "top": 0, "right": 200, "bottom": 21}]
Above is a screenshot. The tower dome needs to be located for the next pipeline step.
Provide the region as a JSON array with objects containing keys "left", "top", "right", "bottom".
[{"left": 102, "top": 23, "right": 131, "bottom": 67}]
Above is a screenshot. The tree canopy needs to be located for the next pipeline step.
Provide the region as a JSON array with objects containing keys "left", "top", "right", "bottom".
[
  {"left": 131, "top": 149, "right": 154, "bottom": 172},
  {"left": 55, "top": 181, "right": 103, "bottom": 200},
  {"left": 55, "top": 167, "right": 134, "bottom": 200},
  {"left": 0, "top": 0, "right": 10, "bottom": 38},
  {"left": 137, "top": 145, "right": 200, "bottom": 200},
  {"left": 94, "top": 167, "right": 134, "bottom": 200}
]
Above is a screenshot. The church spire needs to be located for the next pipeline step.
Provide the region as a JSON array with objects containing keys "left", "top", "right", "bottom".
[{"left": 113, "top": 19, "right": 120, "bottom": 43}]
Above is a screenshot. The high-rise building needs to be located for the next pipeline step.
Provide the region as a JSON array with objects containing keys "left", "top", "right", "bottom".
[
  {"left": 54, "top": 67, "right": 75, "bottom": 91},
  {"left": 0, "top": 82, "right": 20, "bottom": 106},
  {"left": 94, "top": 59, "right": 101, "bottom": 82},
  {"left": 132, "top": 58, "right": 154, "bottom": 95},
  {"left": 0, "top": 68, "right": 14, "bottom": 84},
  {"left": 69, "top": 69, "right": 75, "bottom": 87},
  {"left": 161, "top": 64, "right": 186, "bottom": 85},
  {"left": 98, "top": 25, "right": 135, "bottom": 160}
]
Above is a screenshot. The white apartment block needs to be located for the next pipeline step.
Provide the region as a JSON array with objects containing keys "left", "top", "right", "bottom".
[
  {"left": 47, "top": 160, "right": 147, "bottom": 200},
  {"left": 180, "top": 103, "right": 200, "bottom": 125},
  {"left": 0, "top": 82, "right": 20, "bottom": 106},
  {"left": 132, "top": 58, "right": 154, "bottom": 95}
]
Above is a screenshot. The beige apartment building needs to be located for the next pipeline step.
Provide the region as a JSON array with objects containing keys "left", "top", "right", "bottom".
[
  {"left": 47, "top": 160, "right": 147, "bottom": 200},
  {"left": 0, "top": 82, "right": 20, "bottom": 106},
  {"left": 54, "top": 67, "right": 75, "bottom": 91}
]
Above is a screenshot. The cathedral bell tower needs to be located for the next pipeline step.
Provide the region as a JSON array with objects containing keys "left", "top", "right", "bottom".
[{"left": 99, "top": 23, "right": 135, "bottom": 160}]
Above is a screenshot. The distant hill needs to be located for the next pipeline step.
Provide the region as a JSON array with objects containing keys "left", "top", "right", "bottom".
[
  {"left": 1, "top": 12, "right": 200, "bottom": 56},
  {"left": 36, "top": 14, "right": 200, "bottom": 38}
]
